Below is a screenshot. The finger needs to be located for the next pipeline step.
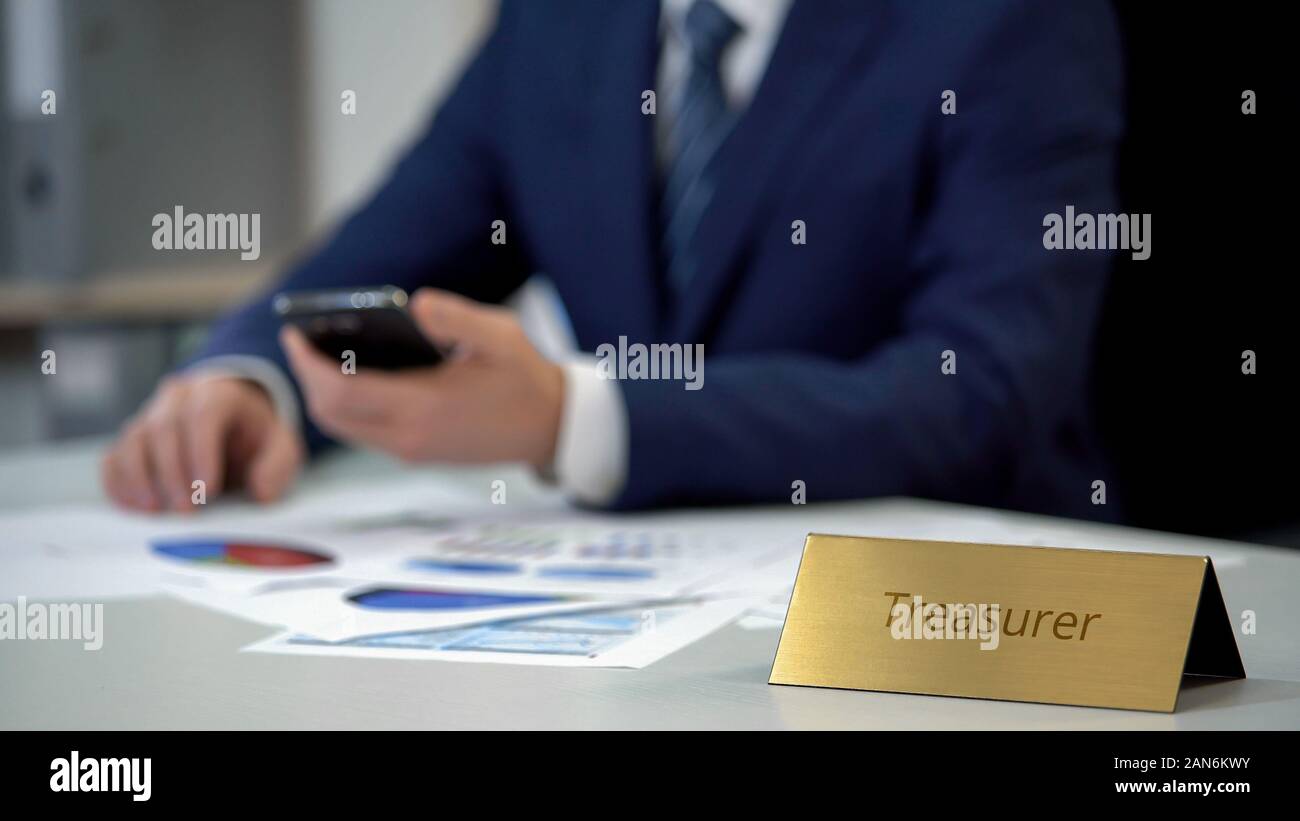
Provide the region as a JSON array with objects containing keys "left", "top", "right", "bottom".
[
  {"left": 108, "top": 427, "right": 160, "bottom": 511},
  {"left": 246, "top": 426, "right": 302, "bottom": 504},
  {"left": 279, "top": 325, "right": 338, "bottom": 383},
  {"left": 182, "top": 391, "right": 233, "bottom": 502},
  {"left": 410, "top": 289, "right": 516, "bottom": 353},
  {"left": 144, "top": 419, "right": 192, "bottom": 512},
  {"left": 280, "top": 326, "right": 409, "bottom": 421},
  {"left": 100, "top": 449, "right": 124, "bottom": 507},
  {"left": 101, "top": 446, "right": 144, "bottom": 511}
]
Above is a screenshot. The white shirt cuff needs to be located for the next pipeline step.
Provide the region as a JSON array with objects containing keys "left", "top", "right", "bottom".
[
  {"left": 553, "top": 357, "right": 628, "bottom": 505},
  {"left": 185, "top": 355, "right": 301, "bottom": 431}
]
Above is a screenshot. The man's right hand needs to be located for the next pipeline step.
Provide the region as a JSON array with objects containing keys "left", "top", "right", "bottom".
[{"left": 101, "top": 375, "right": 305, "bottom": 513}]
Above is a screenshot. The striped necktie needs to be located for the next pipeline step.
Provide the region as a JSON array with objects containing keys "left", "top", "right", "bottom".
[{"left": 661, "top": 0, "right": 741, "bottom": 292}]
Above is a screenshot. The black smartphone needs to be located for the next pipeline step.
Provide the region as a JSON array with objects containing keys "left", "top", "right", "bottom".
[{"left": 272, "top": 285, "right": 444, "bottom": 370}]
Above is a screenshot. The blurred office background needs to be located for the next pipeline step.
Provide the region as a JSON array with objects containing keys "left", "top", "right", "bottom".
[
  {"left": 0, "top": 1, "right": 1294, "bottom": 544},
  {"left": 0, "top": 0, "right": 494, "bottom": 442}
]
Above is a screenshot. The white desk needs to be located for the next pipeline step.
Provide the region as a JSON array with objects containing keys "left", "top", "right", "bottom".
[{"left": 2, "top": 439, "right": 1298, "bottom": 729}]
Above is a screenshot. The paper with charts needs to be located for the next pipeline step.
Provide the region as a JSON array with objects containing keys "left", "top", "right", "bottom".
[{"left": 0, "top": 499, "right": 800, "bottom": 668}]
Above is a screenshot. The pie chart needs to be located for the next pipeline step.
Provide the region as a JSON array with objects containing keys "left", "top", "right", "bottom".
[
  {"left": 348, "top": 587, "right": 568, "bottom": 610},
  {"left": 151, "top": 538, "right": 332, "bottom": 568}
]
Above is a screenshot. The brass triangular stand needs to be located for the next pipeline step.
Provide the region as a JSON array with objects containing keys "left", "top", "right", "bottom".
[{"left": 1181, "top": 558, "right": 1246, "bottom": 681}]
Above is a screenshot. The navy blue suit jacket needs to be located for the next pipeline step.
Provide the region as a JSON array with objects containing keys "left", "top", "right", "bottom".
[{"left": 198, "top": 0, "right": 1125, "bottom": 520}]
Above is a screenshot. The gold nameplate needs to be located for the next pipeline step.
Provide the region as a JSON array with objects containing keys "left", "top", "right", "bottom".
[{"left": 769, "top": 534, "right": 1244, "bottom": 712}]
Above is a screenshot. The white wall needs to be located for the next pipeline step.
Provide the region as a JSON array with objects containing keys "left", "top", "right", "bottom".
[{"left": 298, "top": 0, "right": 496, "bottom": 235}]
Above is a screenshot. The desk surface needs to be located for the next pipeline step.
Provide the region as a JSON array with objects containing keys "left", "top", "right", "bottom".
[{"left": 2, "top": 440, "right": 1298, "bottom": 730}]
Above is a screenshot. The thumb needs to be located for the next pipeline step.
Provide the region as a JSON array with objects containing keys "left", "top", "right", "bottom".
[
  {"left": 246, "top": 424, "right": 303, "bottom": 504},
  {"left": 410, "top": 288, "right": 515, "bottom": 354}
]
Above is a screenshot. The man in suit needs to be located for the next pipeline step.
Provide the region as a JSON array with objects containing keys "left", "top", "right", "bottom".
[{"left": 102, "top": 0, "right": 1124, "bottom": 520}]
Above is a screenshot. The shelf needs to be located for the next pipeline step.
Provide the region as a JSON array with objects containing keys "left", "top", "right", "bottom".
[{"left": 0, "top": 262, "right": 279, "bottom": 329}]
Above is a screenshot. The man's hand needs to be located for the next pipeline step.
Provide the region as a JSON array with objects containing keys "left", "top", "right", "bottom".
[
  {"left": 101, "top": 377, "right": 305, "bottom": 513},
  {"left": 281, "top": 288, "right": 564, "bottom": 469}
]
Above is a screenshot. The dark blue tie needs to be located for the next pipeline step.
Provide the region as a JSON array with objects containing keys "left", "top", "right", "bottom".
[{"left": 661, "top": 0, "right": 741, "bottom": 292}]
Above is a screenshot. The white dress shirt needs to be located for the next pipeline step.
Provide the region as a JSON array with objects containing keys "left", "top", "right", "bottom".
[{"left": 195, "top": 0, "right": 792, "bottom": 506}]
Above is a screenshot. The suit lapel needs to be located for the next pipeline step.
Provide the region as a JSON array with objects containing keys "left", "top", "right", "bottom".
[
  {"left": 578, "top": 0, "right": 665, "bottom": 344},
  {"left": 667, "top": 0, "right": 889, "bottom": 342}
]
